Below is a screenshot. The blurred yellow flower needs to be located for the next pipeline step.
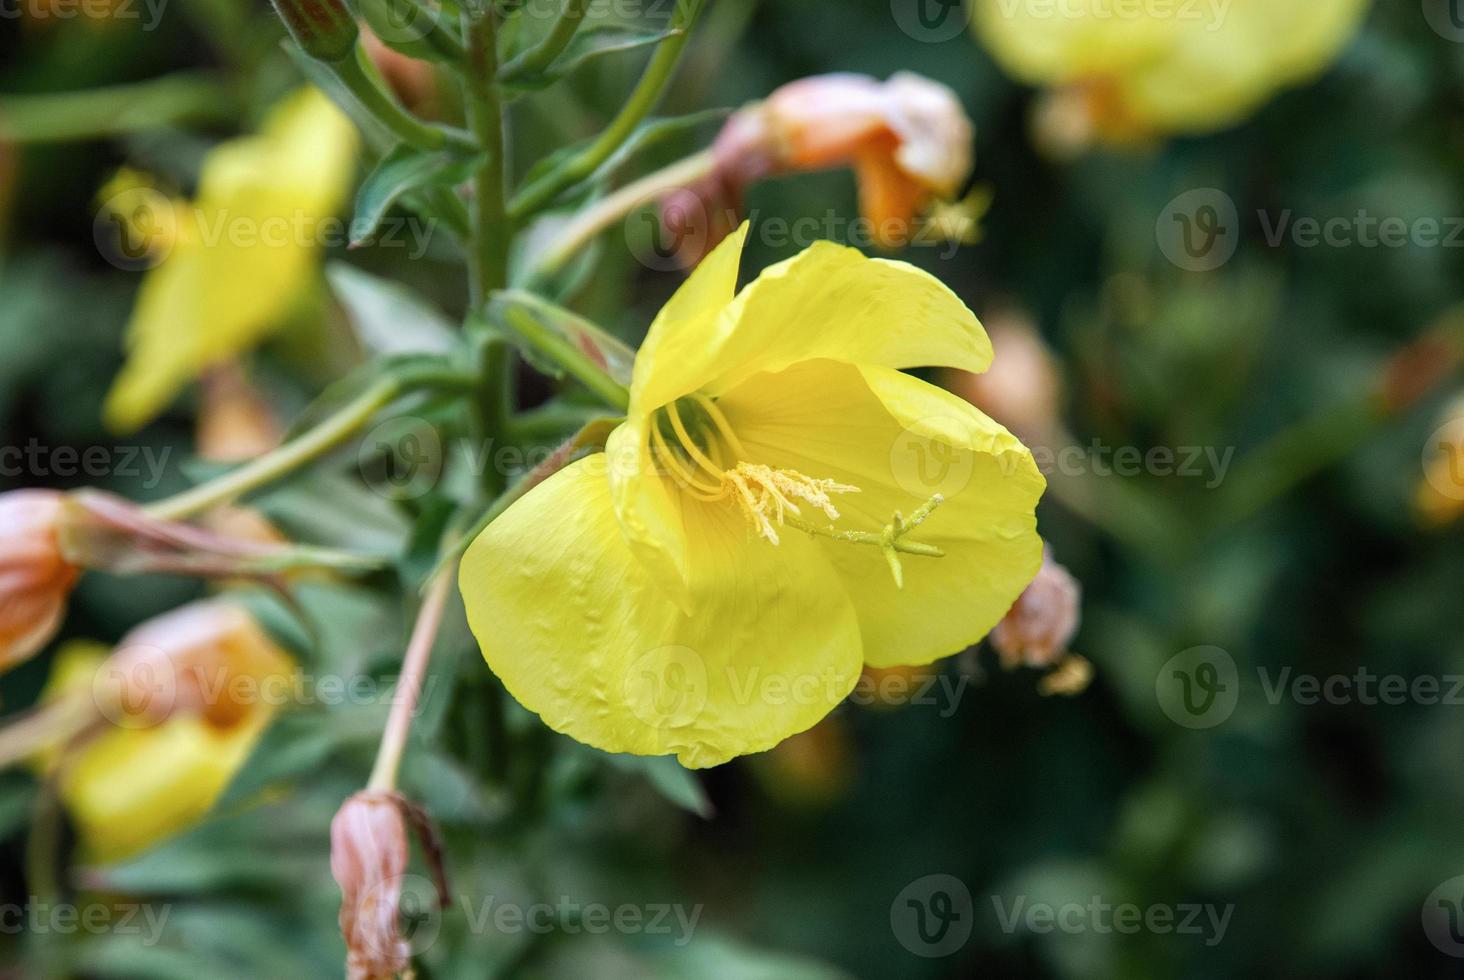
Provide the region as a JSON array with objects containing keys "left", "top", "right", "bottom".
[
  {"left": 461, "top": 225, "right": 1045, "bottom": 768},
  {"left": 973, "top": 0, "right": 1370, "bottom": 144},
  {"left": 102, "top": 87, "right": 358, "bottom": 433},
  {"left": 37, "top": 603, "right": 294, "bottom": 862}
]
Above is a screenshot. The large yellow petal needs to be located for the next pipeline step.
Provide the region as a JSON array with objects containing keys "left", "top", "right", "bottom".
[
  {"left": 718, "top": 358, "right": 1045, "bottom": 668},
  {"left": 630, "top": 222, "right": 748, "bottom": 412},
  {"left": 604, "top": 417, "right": 695, "bottom": 614},
  {"left": 631, "top": 237, "right": 992, "bottom": 412},
  {"left": 459, "top": 456, "right": 864, "bottom": 768}
]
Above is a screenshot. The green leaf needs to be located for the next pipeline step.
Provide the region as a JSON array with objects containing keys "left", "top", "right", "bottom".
[
  {"left": 491, "top": 289, "right": 637, "bottom": 386},
  {"left": 213, "top": 707, "right": 381, "bottom": 811},
  {"left": 351, "top": 143, "right": 482, "bottom": 247},
  {"left": 326, "top": 263, "right": 459, "bottom": 357},
  {"left": 501, "top": 25, "right": 684, "bottom": 92},
  {"left": 604, "top": 753, "right": 713, "bottom": 819},
  {"left": 0, "top": 771, "right": 36, "bottom": 841}
]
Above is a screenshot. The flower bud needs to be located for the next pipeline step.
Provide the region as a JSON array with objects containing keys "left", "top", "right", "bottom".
[
  {"left": 333, "top": 792, "right": 411, "bottom": 980},
  {"left": 332, "top": 791, "right": 447, "bottom": 980},
  {"left": 990, "top": 546, "right": 1080, "bottom": 670},
  {"left": 94, "top": 599, "right": 294, "bottom": 729},
  {"left": 0, "top": 490, "right": 79, "bottom": 672},
  {"left": 362, "top": 28, "right": 439, "bottom": 115},
  {"left": 666, "top": 72, "right": 974, "bottom": 264},
  {"left": 944, "top": 309, "right": 1061, "bottom": 447},
  {"left": 270, "top": 0, "right": 359, "bottom": 63}
]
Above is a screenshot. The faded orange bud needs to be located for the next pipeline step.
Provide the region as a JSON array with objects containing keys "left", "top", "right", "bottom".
[
  {"left": 990, "top": 546, "right": 1080, "bottom": 671},
  {"left": 0, "top": 490, "right": 79, "bottom": 672},
  {"left": 93, "top": 600, "right": 294, "bottom": 729},
  {"left": 331, "top": 790, "right": 448, "bottom": 980},
  {"left": 362, "top": 29, "right": 439, "bottom": 116},
  {"left": 1032, "top": 78, "right": 1153, "bottom": 161},
  {"left": 944, "top": 309, "right": 1061, "bottom": 447},
  {"left": 197, "top": 364, "right": 283, "bottom": 463},
  {"left": 667, "top": 72, "right": 974, "bottom": 263}
]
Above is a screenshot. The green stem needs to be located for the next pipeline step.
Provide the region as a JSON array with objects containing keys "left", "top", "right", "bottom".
[
  {"left": 528, "top": 149, "right": 714, "bottom": 284},
  {"left": 463, "top": 8, "right": 515, "bottom": 487},
  {"left": 143, "top": 376, "right": 411, "bottom": 522},
  {"left": 0, "top": 74, "right": 240, "bottom": 144},
  {"left": 368, "top": 564, "right": 455, "bottom": 792},
  {"left": 497, "top": 0, "right": 592, "bottom": 83},
  {"left": 333, "top": 44, "right": 453, "bottom": 151},
  {"left": 507, "top": 0, "right": 704, "bottom": 220},
  {"left": 501, "top": 307, "right": 631, "bottom": 411},
  {"left": 463, "top": 11, "right": 511, "bottom": 301}
]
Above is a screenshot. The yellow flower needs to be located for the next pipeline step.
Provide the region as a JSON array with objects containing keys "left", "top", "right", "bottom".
[
  {"left": 460, "top": 226, "right": 1045, "bottom": 768},
  {"left": 103, "top": 87, "right": 358, "bottom": 433},
  {"left": 37, "top": 603, "right": 294, "bottom": 861},
  {"left": 973, "top": 0, "right": 1370, "bottom": 143}
]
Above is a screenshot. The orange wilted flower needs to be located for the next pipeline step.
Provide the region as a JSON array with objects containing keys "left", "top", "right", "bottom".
[
  {"left": 0, "top": 490, "right": 79, "bottom": 672},
  {"left": 664, "top": 72, "right": 975, "bottom": 264}
]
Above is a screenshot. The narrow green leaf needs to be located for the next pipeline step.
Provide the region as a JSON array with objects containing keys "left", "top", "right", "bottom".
[
  {"left": 351, "top": 144, "right": 482, "bottom": 247},
  {"left": 492, "top": 289, "right": 637, "bottom": 385},
  {"left": 327, "top": 263, "right": 459, "bottom": 356},
  {"left": 501, "top": 25, "right": 684, "bottom": 91}
]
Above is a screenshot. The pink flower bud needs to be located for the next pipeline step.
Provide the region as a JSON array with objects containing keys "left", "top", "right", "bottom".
[
  {"left": 990, "top": 547, "right": 1081, "bottom": 670},
  {"left": 332, "top": 791, "right": 412, "bottom": 980},
  {"left": 0, "top": 490, "right": 79, "bottom": 672},
  {"left": 331, "top": 791, "right": 447, "bottom": 980}
]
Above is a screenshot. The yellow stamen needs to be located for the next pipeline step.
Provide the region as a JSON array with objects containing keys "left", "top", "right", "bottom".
[{"left": 644, "top": 398, "right": 945, "bottom": 583}]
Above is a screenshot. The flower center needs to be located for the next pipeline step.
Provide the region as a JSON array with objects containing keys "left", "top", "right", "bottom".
[
  {"left": 650, "top": 394, "right": 858, "bottom": 545},
  {"left": 648, "top": 394, "right": 948, "bottom": 588}
]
